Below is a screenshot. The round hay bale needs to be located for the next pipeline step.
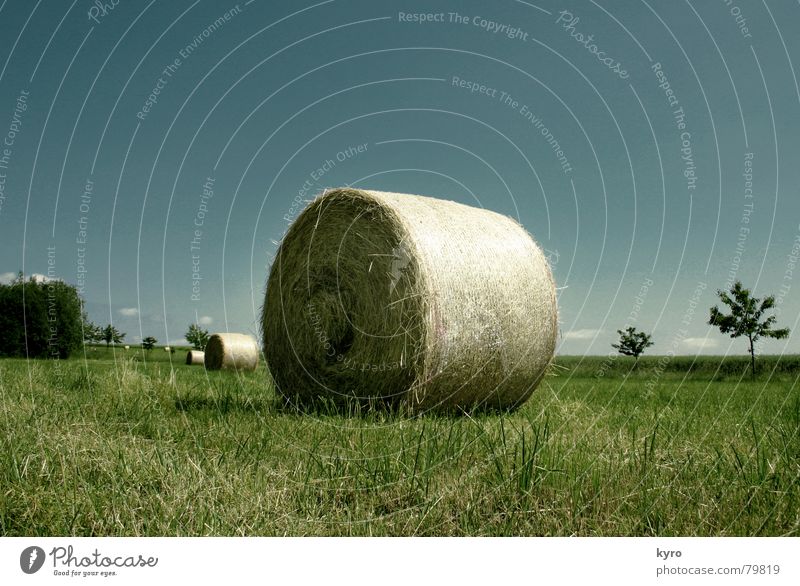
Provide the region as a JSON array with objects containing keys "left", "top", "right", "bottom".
[
  {"left": 124, "top": 345, "right": 130, "bottom": 350},
  {"left": 186, "top": 350, "right": 205, "bottom": 365},
  {"left": 164, "top": 346, "right": 171, "bottom": 352},
  {"left": 262, "top": 188, "right": 558, "bottom": 412},
  {"left": 204, "top": 333, "right": 259, "bottom": 371}
]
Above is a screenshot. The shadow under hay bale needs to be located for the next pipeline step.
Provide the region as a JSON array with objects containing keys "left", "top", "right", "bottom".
[
  {"left": 173, "top": 394, "right": 268, "bottom": 414},
  {"left": 262, "top": 188, "right": 558, "bottom": 413},
  {"left": 204, "top": 333, "right": 259, "bottom": 371}
]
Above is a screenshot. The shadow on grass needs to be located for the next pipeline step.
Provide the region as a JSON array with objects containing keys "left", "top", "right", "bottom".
[
  {"left": 174, "top": 394, "right": 271, "bottom": 414},
  {"left": 273, "top": 392, "right": 521, "bottom": 420}
]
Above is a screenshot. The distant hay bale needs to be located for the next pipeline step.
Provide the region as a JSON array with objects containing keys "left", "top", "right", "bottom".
[
  {"left": 204, "top": 333, "right": 259, "bottom": 371},
  {"left": 124, "top": 345, "right": 130, "bottom": 350},
  {"left": 262, "top": 188, "right": 558, "bottom": 412},
  {"left": 164, "top": 346, "right": 171, "bottom": 352},
  {"left": 186, "top": 350, "right": 205, "bottom": 365}
]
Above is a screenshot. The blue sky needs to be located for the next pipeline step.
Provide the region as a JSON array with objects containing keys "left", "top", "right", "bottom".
[{"left": 0, "top": 0, "right": 798, "bottom": 355}]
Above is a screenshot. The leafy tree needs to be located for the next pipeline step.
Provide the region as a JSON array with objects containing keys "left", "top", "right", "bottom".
[
  {"left": 141, "top": 336, "right": 157, "bottom": 351},
  {"left": 100, "top": 324, "right": 125, "bottom": 348},
  {"left": 0, "top": 274, "right": 84, "bottom": 358},
  {"left": 82, "top": 317, "right": 102, "bottom": 344},
  {"left": 48, "top": 280, "right": 84, "bottom": 357},
  {"left": 611, "top": 326, "right": 654, "bottom": 362},
  {"left": 0, "top": 277, "right": 47, "bottom": 357},
  {"left": 185, "top": 323, "right": 210, "bottom": 350},
  {"left": 708, "top": 281, "right": 790, "bottom": 379}
]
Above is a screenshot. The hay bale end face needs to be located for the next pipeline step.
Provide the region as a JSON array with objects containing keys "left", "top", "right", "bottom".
[
  {"left": 262, "top": 188, "right": 558, "bottom": 412},
  {"left": 204, "top": 333, "right": 259, "bottom": 371},
  {"left": 186, "top": 350, "right": 205, "bottom": 365}
]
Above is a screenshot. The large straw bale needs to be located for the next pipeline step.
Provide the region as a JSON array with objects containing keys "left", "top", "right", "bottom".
[{"left": 262, "top": 188, "right": 557, "bottom": 411}]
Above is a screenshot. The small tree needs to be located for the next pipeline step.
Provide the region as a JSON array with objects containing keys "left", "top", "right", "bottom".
[
  {"left": 612, "top": 326, "right": 654, "bottom": 362},
  {"left": 141, "top": 336, "right": 157, "bottom": 351},
  {"left": 185, "top": 323, "right": 210, "bottom": 350},
  {"left": 101, "top": 324, "right": 125, "bottom": 348},
  {"left": 708, "top": 281, "right": 789, "bottom": 379},
  {"left": 83, "top": 318, "right": 102, "bottom": 344}
]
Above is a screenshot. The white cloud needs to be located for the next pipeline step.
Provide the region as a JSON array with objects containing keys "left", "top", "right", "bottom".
[
  {"left": 30, "top": 273, "right": 52, "bottom": 283},
  {"left": 119, "top": 307, "right": 139, "bottom": 317},
  {"left": 198, "top": 315, "right": 213, "bottom": 325},
  {"left": 682, "top": 337, "right": 719, "bottom": 350},
  {"left": 564, "top": 328, "right": 602, "bottom": 340},
  {"left": 0, "top": 272, "right": 16, "bottom": 284}
]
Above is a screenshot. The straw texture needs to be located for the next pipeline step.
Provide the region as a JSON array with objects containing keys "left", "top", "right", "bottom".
[
  {"left": 204, "top": 333, "right": 259, "bottom": 371},
  {"left": 262, "top": 188, "right": 557, "bottom": 411},
  {"left": 186, "top": 350, "right": 205, "bottom": 365}
]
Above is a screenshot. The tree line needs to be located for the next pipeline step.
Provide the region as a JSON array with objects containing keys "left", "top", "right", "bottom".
[
  {"left": 610, "top": 280, "right": 789, "bottom": 378},
  {"left": 81, "top": 322, "right": 210, "bottom": 351},
  {"left": 0, "top": 271, "right": 790, "bottom": 375},
  {"left": 0, "top": 272, "right": 211, "bottom": 358}
]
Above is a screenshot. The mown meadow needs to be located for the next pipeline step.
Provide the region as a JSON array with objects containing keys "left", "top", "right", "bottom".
[{"left": 1, "top": 350, "right": 798, "bottom": 535}]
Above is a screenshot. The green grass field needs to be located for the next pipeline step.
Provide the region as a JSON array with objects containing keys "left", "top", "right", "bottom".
[{"left": 1, "top": 350, "right": 798, "bottom": 536}]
